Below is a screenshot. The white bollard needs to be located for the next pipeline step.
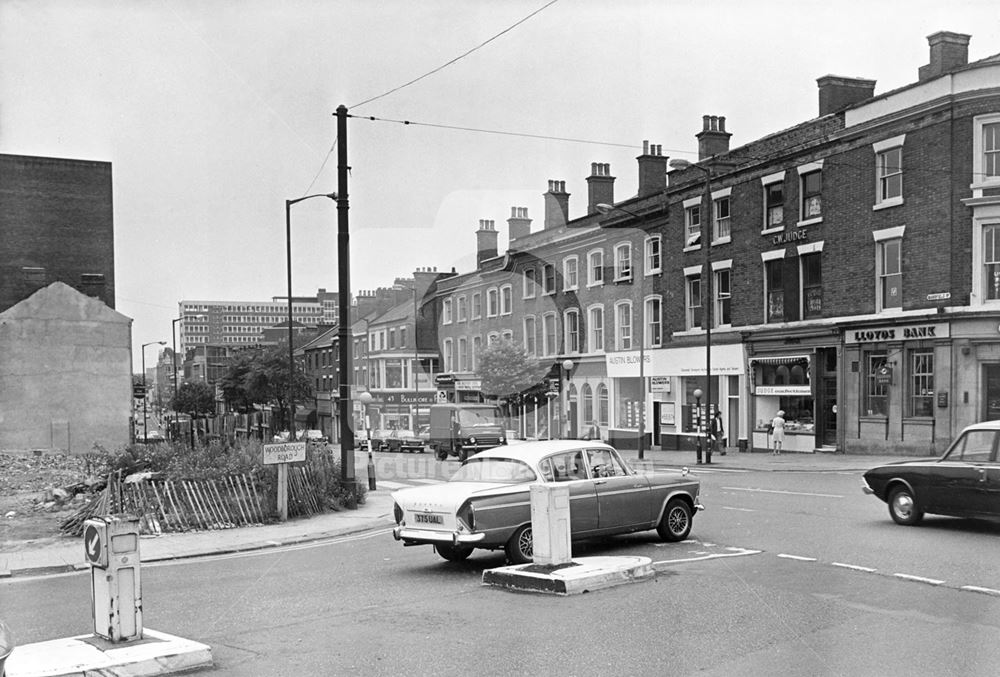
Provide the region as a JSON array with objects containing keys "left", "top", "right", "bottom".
[{"left": 530, "top": 484, "right": 572, "bottom": 565}]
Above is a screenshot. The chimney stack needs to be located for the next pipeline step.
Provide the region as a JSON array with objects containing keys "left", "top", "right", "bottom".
[
  {"left": 817, "top": 75, "right": 877, "bottom": 116},
  {"left": 918, "top": 31, "right": 971, "bottom": 82},
  {"left": 636, "top": 141, "right": 668, "bottom": 197},
  {"left": 543, "top": 180, "right": 569, "bottom": 230},
  {"left": 697, "top": 116, "right": 732, "bottom": 161},
  {"left": 476, "top": 219, "right": 499, "bottom": 267},
  {"left": 586, "top": 163, "right": 615, "bottom": 214},
  {"left": 508, "top": 206, "right": 532, "bottom": 241}
]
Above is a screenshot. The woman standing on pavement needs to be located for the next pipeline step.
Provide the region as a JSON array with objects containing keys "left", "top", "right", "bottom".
[{"left": 771, "top": 410, "right": 786, "bottom": 455}]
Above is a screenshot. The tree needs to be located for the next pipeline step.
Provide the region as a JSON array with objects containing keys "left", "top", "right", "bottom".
[
  {"left": 171, "top": 381, "right": 215, "bottom": 418},
  {"left": 477, "top": 339, "right": 547, "bottom": 401},
  {"left": 219, "top": 347, "right": 312, "bottom": 433}
]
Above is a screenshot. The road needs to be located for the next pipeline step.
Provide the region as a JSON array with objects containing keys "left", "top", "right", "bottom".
[{"left": 4, "top": 455, "right": 1000, "bottom": 675}]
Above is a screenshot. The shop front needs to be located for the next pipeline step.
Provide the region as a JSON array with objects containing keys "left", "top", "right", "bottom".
[
  {"left": 747, "top": 328, "right": 840, "bottom": 453},
  {"left": 842, "top": 319, "right": 952, "bottom": 455},
  {"left": 606, "top": 341, "right": 745, "bottom": 452}
]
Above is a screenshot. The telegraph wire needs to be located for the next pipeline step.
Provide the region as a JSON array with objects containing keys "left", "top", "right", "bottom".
[{"left": 349, "top": 0, "right": 560, "bottom": 110}]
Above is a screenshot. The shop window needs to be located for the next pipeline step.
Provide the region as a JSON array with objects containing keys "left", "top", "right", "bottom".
[
  {"left": 582, "top": 384, "right": 594, "bottom": 425},
  {"left": 909, "top": 350, "right": 934, "bottom": 417},
  {"left": 386, "top": 359, "right": 403, "bottom": 388},
  {"left": 616, "top": 378, "right": 643, "bottom": 432},
  {"left": 864, "top": 351, "right": 889, "bottom": 417}
]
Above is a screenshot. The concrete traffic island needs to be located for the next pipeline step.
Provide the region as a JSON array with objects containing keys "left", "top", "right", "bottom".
[
  {"left": 483, "top": 556, "right": 654, "bottom": 595},
  {"left": 4, "top": 628, "right": 213, "bottom": 677}
]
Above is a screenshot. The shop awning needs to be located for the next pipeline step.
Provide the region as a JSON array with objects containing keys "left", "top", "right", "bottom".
[{"left": 750, "top": 355, "right": 810, "bottom": 366}]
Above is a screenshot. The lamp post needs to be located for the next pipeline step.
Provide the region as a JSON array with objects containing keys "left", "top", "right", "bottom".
[
  {"left": 171, "top": 317, "right": 181, "bottom": 440},
  {"left": 359, "top": 391, "right": 376, "bottom": 490},
  {"left": 141, "top": 341, "right": 165, "bottom": 443},
  {"left": 561, "top": 359, "right": 574, "bottom": 438},
  {"left": 669, "top": 159, "right": 714, "bottom": 464},
  {"left": 285, "top": 192, "right": 337, "bottom": 441},
  {"left": 596, "top": 203, "right": 648, "bottom": 459},
  {"left": 693, "top": 387, "right": 704, "bottom": 463}
]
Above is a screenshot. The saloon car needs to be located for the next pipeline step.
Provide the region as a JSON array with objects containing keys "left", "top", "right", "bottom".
[
  {"left": 386, "top": 428, "right": 424, "bottom": 453},
  {"left": 391, "top": 440, "right": 703, "bottom": 564},
  {"left": 863, "top": 421, "right": 1000, "bottom": 526}
]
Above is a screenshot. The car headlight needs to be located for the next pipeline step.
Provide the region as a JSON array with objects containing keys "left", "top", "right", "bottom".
[{"left": 468, "top": 436, "right": 477, "bottom": 445}]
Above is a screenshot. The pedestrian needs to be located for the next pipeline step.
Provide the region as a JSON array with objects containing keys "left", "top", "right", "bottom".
[
  {"left": 584, "top": 420, "right": 602, "bottom": 441},
  {"left": 710, "top": 411, "right": 725, "bottom": 456},
  {"left": 771, "top": 409, "right": 786, "bottom": 455}
]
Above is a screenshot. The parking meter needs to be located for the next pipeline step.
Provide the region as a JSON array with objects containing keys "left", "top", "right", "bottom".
[{"left": 83, "top": 516, "right": 143, "bottom": 642}]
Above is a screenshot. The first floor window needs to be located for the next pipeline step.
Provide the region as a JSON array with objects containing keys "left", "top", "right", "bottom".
[
  {"left": 524, "top": 317, "right": 537, "bottom": 355},
  {"left": 984, "top": 224, "right": 1000, "bottom": 300},
  {"left": 801, "top": 252, "right": 823, "bottom": 319},
  {"left": 985, "top": 121, "right": 1000, "bottom": 179},
  {"left": 645, "top": 297, "right": 662, "bottom": 347},
  {"left": 645, "top": 236, "right": 661, "bottom": 273},
  {"left": 877, "top": 146, "right": 903, "bottom": 202},
  {"left": 588, "top": 250, "right": 604, "bottom": 285},
  {"left": 458, "top": 338, "right": 468, "bottom": 372},
  {"left": 801, "top": 169, "right": 822, "bottom": 219},
  {"left": 685, "top": 205, "right": 701, "bottom": 246},
  {"left": 616, "top": 302, "right": 632, "bottom": 351},
  {"left": 472, "top": 336, "right": 482, "bottom": 371},
  {"left": 766, "top": 259, "right": 785, "bottom": 322},
  {"left": 765, "top": 182, "right": 784, "bottom": 227},
  {"left": 909, "top": 350, "right": 934, "bottom": 417},
  {"left": 442, "top": 339, "right": 453, "bottom": 373},
  {"left": 565, "top": 310, "right": 580, "bottom": 353},
  {"left": 713, "top": 196, "right": 731, "bottom": 241},
  {"left": 879, "top": 239, "right": 902, "bottom": 310},
  {"left": 543, "top": 314, "right": 557, "bottom": 356},
  {"left": 715, "top": 269, "right": 731, "bottom": 326},
  {"left": 615, "top": 243, "right": 632, "bottom": 280},
  {"left": 589, "top": 306, "right": 604, "bottom": 352},
  {"left": 686, "top": 275, "right": 702, "bottom": 329},
  {"left": 864, "top": 351, "right": 889, "bottom": 417}
]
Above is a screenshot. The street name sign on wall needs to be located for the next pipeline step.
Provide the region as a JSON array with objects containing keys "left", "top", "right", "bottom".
[{"left": 262, "top": 442, "right": 306, "bottom": 465}]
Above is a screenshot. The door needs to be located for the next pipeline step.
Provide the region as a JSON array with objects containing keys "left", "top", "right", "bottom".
[
  {"left": 924, "top": 428, "right": 996, "bottom": 515},
  {"left": 547, "top": 450, "right": 599, "bottom": 534},
  {"left": 586, "top": 448, "right": 650, "bottom": 531},
  {"left": 985, "top": 365, "right": 1000, "bottom": 421}
]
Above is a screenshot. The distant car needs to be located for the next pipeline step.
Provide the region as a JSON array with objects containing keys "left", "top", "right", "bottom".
[
  {"left": 298, "top": 429, "right": 328, "bottom": 444},
  {"left": 417, "top": 424, "right": 430, "bottom": 445},
  {"left": 863, "top": 421, "right": 1000, "bottom": 526},
  {"left": 386, "top": 428, "right": 424, "bottom": 453},
  {"left": 369, "top": 429, "right": 394, "bottom": 452},
  {"left": 392, "top": 440, "right": 704, "bottom": 564}
]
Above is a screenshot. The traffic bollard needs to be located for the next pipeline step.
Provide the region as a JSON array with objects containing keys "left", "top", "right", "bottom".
[{"left": 367, "top": 451, "right": 377, "bottom": 490}]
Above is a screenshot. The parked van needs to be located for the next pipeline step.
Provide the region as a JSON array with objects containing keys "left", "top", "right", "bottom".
[{"left": 429, "top": 403, "right": 506, "bottom": 461}]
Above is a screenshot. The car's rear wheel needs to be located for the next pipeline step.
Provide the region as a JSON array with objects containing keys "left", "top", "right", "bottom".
[
  {"left": 656, "top": 498, "right": 693, "bottom": 542},
  {"left": 888, "top": 485, "right": 924, "bottom": 526},
  {"left": 434, "top": 446, "right": 447, "bottom": 461},
  {"left": 458, "top": 445, "right": 468, "bottom": 462},
  {"left": 505, "top": 524, "right": 533, "bottom": 564},
  {"left": 435, "top": 543, "right": 473, "bottom": 561}
]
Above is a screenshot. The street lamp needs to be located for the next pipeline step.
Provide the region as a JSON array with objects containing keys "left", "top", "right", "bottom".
[
  {"left": 561, "top": 359, "right": 574, "bottom": 438},
  {"left": 669, "top": 158, "right": 714, "bottom": 464},
  {"left": 359, "top": 391, "right": 376, "bottom": 490},
  {"left": 693, "top": 387, "right": 705, "bottom": 463},
  {"left": 596, "top": 202, "right": 648, "bottom": 459},
  {"left": 285, "top": 191, "right": 337, "bottom": 441},
  {"left": 141, "top": 341, "right": 166, "bottom": 443}
]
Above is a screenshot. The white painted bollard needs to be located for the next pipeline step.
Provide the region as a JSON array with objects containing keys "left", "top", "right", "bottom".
[{"left": 530, "top": 483, "right": 572, "bottom": 565}]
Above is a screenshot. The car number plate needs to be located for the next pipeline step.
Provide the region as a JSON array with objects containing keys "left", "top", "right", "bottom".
[{"left": 414, "top": 513, "right": 444, "bottom": 525}]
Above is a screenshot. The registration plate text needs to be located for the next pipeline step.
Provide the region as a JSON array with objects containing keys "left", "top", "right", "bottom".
[{"left": 414, "top": 513, "right": 444, "bottom": 525}]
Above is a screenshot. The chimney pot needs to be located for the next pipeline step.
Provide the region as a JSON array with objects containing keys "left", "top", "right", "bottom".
[{"left": 544, "top": 180, "right": 570, "bottom": 229}]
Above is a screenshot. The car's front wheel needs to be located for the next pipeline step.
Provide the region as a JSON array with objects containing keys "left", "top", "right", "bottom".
[
  {"left": 888, "top": 485, "right": 924, "bottom": 526},
  {"left": 435, "top": 543, "right": 473, "bottom": 561},
  {"left": 505, "top": 524, "right": 533, "bottom": 564},
  {"left": 656, "top": 498, "right": 693, "bottom": 542},
  {"left": 434, "top": 446, "right": 447, "bottom": 461}
]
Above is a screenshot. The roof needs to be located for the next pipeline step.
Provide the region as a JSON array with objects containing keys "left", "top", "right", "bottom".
[{"left": 477, "top": 439, "right": 614, "bottom": 465}]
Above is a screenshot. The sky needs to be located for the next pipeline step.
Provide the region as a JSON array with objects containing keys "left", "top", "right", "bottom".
[{"left": 2, "top": 0, "right": 999, "bottom": 368}]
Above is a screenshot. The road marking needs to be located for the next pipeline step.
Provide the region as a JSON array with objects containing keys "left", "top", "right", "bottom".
[
  {"left": 721, "top": 506, "right": 755, "bottom": 512},
  {"left": 692, "top": 467, "right": 750, "bottom": 473},
  {"left": 411, "top": 478, "right": 443, "bottom": 484},
  {"left": 832, "top": 562, "right": 877, "bottom": 573},
  {"left": 722, "top": 487, "right": 844, "bottom": 498},
  {"left": 654, "top": 547, "right": 762, "bottom": 566},
  {"left": 778, "top": 553, "right": 817, "bottom": 562},
  {"left": 894, "top": 573, "right": 945, "bottom": 586},
  {"left": 961, "top": 585, "right": 1000, "bottom": 596},
  {"left": 378, "top": 480, "right": 411, "bottom": 490}
]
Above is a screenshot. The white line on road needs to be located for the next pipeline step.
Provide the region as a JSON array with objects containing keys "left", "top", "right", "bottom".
[
  {"left": 832, "top": 562, "right": 878, "bottom": 573},
  {"left": 377, "top": 480, "right": 411, "bottom": 490},
  {"left": 777, "top": 553, "right": 817, "bottom": 562},
  {"left": 721, "top": 506, "right": 755, "bottom": 512},
  {"left": 894, "top": 573, "right": 945, "bottom": 586},
  {"left": 654, "top": 547, "right": 762, "bottom": 566},
  {"left": 722, "top": 487, "right": 844, "bottom": 498},
  {"left": 411, "top": 478, "right": 443, "bottom": 484},
  {"left": 961, "top": 585, "right": 1000, "bottom": 596}
]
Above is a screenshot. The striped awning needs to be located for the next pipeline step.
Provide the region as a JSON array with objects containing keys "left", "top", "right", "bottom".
[{"left": 750, "top": 354, "right": 810, "bottom": 366}]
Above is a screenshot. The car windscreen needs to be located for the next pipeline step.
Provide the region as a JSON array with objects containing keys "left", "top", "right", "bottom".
[
  {"left": 457, "top": 408, "right": 500, "bottom": 427},
  {"left": 449, "top": 457, "right": 536, "bottom": 483}
]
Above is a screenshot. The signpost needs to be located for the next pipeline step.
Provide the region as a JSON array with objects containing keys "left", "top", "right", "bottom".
[{"left": 263, "top": 441, "right": 306, "bottom": 521}]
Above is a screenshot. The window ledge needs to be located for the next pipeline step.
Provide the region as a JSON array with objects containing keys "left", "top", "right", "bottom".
[
  {"left": 645, "top": 269, "right": 662, "bottom": 277},
  {"left": 613, "top": 276, "right": 633, "bottom": 284},
  {"left": 711, "top": 236, "right": 732, "bottom": 246},
  {"left": 586, "top": 281, "right": 605, "bottom": 288},
  {"left": 873, "top": 197, "right": 904, "bottom": 212},
  {"left": 761, "top": 225, "right": 784, "bottom": 235},
  {"left": 682, "top": 245, "right": 701, "bottom": 253},
  {"left": 796, "top": 217, "right": 823, "bottom": 227}
]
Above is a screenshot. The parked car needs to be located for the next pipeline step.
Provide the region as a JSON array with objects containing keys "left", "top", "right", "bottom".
[
  {"left": 863, "top": 421, "right": 1000, "bottom": 526},
  {"left": 369, "top": 429, "right": 394, "bottom": 452},
  {"left": 391, "top": 440, "right": 703, "bottom": 564},
  {"left": 386, "top": 428, "right": 424, "bottom": 453},
  {"left": 417, "top": 424, "right": 430, "bottom": 446}
]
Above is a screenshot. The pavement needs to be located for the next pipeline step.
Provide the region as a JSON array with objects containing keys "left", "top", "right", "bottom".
[{"left": 1, "top": 446, "right": 909, "bottom": 675}]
